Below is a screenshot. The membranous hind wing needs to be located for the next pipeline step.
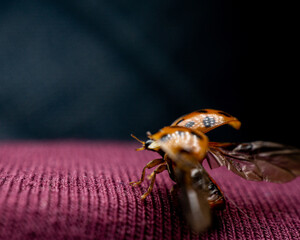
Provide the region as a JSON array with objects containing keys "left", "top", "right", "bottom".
[{"left": 207, "top": 141, "right": 300, "bottom": 182}]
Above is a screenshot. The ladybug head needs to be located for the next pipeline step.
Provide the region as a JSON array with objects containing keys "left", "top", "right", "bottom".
[
  {"left": 131, "top": 134, "right": 161, "bottom": 152},
  {"left": 145, "top": 139, "right": 161, "bottom": 152}
]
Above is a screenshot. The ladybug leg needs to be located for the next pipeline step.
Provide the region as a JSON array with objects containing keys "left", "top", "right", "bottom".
[
  {"left": 206, "top": 175, "right": 226, "bottom": 210},
  {"left": 141, "top": 163, "right": 168, "bottom": 200},
  {"left": 147, "top": 171, "right": 155, "bottom": 180},
  {"left": 130, "top": 158, "right": 164, "bottom": 187},
  {"left": 147, "top": 162, "right": 168, "bottom": 180},
  {"left": 208, "top": 196, "right": 225, "bottom": 210}
]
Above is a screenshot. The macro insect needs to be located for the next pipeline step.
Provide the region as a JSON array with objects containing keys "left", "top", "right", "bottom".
[{"left": 130, "top": 109, "right": 300, "bottom": 232}]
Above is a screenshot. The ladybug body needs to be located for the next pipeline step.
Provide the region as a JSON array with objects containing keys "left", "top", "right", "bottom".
[
  {"left": 130, "top": 109, "right": 300, "bottom": 232},
  {"left": 149, "top": 126, "right": 225, "bottom": 206}
]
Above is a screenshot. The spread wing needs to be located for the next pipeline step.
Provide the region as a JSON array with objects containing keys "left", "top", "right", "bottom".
[{"left": 206, "top": 141, "right": 300, "bottom": 182}]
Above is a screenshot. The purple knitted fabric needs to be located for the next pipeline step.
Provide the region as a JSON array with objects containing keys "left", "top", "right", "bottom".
[{"left": 0, "top": 141, "right": 299, "bottom": 240}]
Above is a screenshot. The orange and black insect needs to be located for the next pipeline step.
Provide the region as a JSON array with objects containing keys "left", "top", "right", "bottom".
[{"left": 130, "top": 109, "right": 300, "bottom": 232}]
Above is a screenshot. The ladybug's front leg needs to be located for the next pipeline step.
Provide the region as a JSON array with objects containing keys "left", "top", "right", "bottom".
[
  {"left": 130, "top": 158, "right": 164, "bottom": 187},
  {"left": 141, "top": 163, "right": 168, "bottom": 200}
]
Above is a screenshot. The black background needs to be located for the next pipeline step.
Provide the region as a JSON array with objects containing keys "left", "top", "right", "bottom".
[{"left": 0, "top": 1, "right": 298, "bottom": 146}]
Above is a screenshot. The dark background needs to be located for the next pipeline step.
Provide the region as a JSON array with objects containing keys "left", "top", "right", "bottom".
[{"left": 0, "top": 1, "right": 298, "bottom": 146}]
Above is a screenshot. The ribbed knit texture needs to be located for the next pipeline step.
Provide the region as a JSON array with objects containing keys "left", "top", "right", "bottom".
[{"left": 0, "top": 141, "right": 299, "bottom": 240}]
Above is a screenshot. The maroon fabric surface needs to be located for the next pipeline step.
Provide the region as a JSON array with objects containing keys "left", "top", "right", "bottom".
[{"left": 0, "top": 141, "right": 299, "bottom": 240}]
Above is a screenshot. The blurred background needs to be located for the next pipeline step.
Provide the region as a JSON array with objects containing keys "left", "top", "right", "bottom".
[{"left": 0, "top": 1, "right": 298, "bottom": 146}]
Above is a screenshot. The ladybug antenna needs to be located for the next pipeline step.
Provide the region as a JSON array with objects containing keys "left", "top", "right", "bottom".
[
  {"left": 131, "top": 134, "right": 146, "bottom": 151},
  {"left": 131, "top": 134, "right": 145, "bottom": 144}
]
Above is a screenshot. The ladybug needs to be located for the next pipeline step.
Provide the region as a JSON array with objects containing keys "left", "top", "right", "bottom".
[{"left": 130, "top": 109, "right": 300, "bottom": 232}]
